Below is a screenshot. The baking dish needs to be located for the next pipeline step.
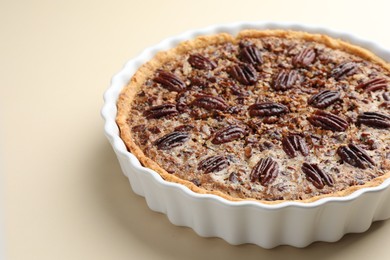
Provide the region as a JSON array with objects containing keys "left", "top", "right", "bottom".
[{"left": 102, "top": 21, "right": 390, "bottom": 248}]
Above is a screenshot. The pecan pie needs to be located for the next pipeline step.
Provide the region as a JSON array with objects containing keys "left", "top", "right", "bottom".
[{"left": 116, "top": 30, "right": 390, "bottom": 203}]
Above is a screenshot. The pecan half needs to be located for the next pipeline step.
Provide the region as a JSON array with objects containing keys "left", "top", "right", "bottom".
[
  {"left": 337, "top": 143, "right": 375, "bottom": 169},
  {"left": 154, "top": 131, "right": 189, "bottom": 150},
  {"left": 198, "top": 155, "right": 229, "bottom": 173},
  {"left": 302, "top": 163, "right": 334, "bottom": 189},
  {"left": 211, "top": 125, "right": 246, "bottom": 144},
  {"left": 250, "top": 157, "right": 278, "bottom": 186},
  {"left": 308, "top": 90, "right": 340, "bottom": 109},
  {"left": 292, "top": 47, "right": 316, "bottom": 67},
  {"left": 239, "top": 45, "right": 263, "bottom": 65},
  {"left": 272, "top": 70, "right": 300, "bottom": 91},
  {"left": 308, "top": 110, "right": 348, "bottom": 132},
  {"left": 357, "top": 112, "right": 390, "bottom": 129},
  {"left": 143, "top": 104, "right": 178, "bottom": 119},
  {"left": 228, "top": 63, "right": 258, "bottom": 85},
  {"left": 248, "top": 102, "right": 289, "bottom": 117},
  {"left": 356, "top": 77, "right": 388, "bottom": 92},
  {"left": 330, "top": 62, "right": 357, "bottom": 80},
  {"left": 154, "top": 71, "right": 186, "bottom": 92},
  {"left": 282, "top": 134, "right": 309, "bottom": 158},
  {"left": 191, "top": 94, "right": 228, "bottom": 111},
  {"left": 188, "top": 54, "right": 217, "bottom": 70}
]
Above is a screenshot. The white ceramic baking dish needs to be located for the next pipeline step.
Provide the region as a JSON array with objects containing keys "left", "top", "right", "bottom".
[{"left": 102, "top": 21, "right": 390, "bottom": 248}]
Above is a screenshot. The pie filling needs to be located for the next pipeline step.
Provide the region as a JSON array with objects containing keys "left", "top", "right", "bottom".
[{"left": 118, "top": 31, "right": 390, "bottom": 202}]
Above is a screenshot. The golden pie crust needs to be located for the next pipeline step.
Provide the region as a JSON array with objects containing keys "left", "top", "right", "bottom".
[{"left": 116, "top": 30, "right": 390, "bottom": 204}]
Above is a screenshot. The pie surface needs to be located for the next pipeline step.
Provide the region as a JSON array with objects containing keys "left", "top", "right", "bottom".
[{"left": 116, "top": 30, "right": 390, "bottom": 203}]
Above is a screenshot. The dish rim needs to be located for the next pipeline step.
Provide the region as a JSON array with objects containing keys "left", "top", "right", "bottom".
[{"left": 102, "top": 21, "right": 390, "bottom": 210}]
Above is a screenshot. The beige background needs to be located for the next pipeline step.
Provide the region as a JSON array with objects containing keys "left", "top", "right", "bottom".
[{"left": 1, "top": 0, "right": 390, "bottom": 259}]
